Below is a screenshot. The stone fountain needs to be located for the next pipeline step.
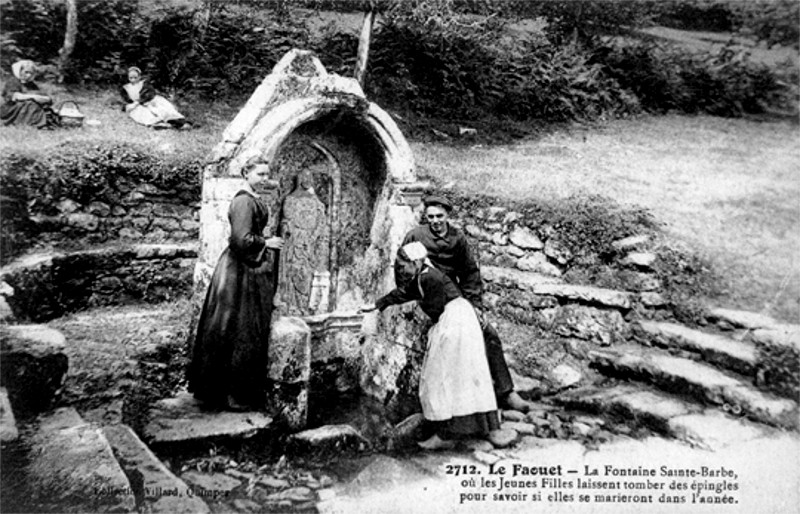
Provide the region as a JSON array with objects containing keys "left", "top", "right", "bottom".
[{"left": 197, "top": 49, "right": 429, "bottom": 430}]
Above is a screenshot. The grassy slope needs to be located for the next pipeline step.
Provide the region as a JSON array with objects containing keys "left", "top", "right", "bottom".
[
  {"left": 416, "top": 114, "right": 799, "bottom": 322},
  {"left": 0, "top": 88, "right": 231, "bottom": 159}
]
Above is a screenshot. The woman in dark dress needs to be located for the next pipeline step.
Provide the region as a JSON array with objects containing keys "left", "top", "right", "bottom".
[
  {"left": 188, "top": 162, "right": 284, "bottom": 411},
  {"left": 1, "top": 60, "right": 58, "bottom": 128},
  {"left": 361, "top": 242, "right": 500, "bottom": 450}
]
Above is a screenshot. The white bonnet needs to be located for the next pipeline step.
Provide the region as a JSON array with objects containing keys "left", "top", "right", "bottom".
[{"left": 401, "top": 241, "right": 428, "bottom": 261}]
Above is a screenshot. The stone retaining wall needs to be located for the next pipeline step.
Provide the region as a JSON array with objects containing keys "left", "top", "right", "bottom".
[
  {"left": 30, "top": 181, "right": 200, "bottom": 245},
  {"left": 0, "top": 244, "right": 196, "bottom": 322}
]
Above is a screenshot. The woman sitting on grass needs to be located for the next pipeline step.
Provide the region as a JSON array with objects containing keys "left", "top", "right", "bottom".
[
  {"left": 1, "top": 60, "right": 59, "bottom": 129},
  {"left": 120, "top": 66, "right": 189, "bottom": 129},
  {"left": 361, "top": 242, "right": 501, "bottom": 450}
]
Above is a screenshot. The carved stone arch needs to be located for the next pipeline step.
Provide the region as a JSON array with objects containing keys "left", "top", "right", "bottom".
[{"left": 225, "top": 97, "right": 413, "bottom": 185}]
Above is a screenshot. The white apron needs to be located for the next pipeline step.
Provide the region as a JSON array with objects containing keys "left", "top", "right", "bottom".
[{"left": 419, "top": 297, "right": 498, "bottom": 421}]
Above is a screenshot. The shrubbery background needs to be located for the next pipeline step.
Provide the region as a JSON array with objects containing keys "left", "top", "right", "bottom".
[{"left": 2, "top": 0, "right": 797, "bottom": 123}]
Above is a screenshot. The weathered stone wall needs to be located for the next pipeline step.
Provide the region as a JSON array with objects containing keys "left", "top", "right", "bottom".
[
  {"left": 391, "top": 197, "right": 668, "bottom": 396},
  {"left": 28, "top": 180, "right": 200, "bottom": 246},
  {"left": 0, "top": 244, "right": 196, "bottom": 322}
]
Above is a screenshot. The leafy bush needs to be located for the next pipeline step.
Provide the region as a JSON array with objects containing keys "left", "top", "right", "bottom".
[
  {"left": 0, "top": 0, "right": 309, "bottom": 97},
  {"left": 511, "top": 0, "right": 657, "bottom": 45},
  {"left": 656, "top": 0, "right": 800, "bottom": 49},
  {"left": 2, "top": 143, "right": 201, "bottom": 214},
  {"left": 593, "top": 39, "right": 794, "bottom": 116},
  {"left": 143, "top": 6, "right": 309, "bottom": 98},
  {"left": 68, "top": 0, "right": 150, "bottom": 84},
  {"left": 0, "top": 0, "right": 794, "bottom": 123},
  {"left": 654, "top": 0, "right": 736, "bottom": 32},
  {"left": 735, "top": 0, "right": 800, "bottom": 49},
  {"left": 365, "top": 0, "right": 639, "bottom": 121},
  {"left": 0, "top": 0, "right": 149, "bottom": 83},
  {"left": 492, "top": 43, "right": 640, "bottom": 121},
  {"left": 314, "top": 29, "right": 359, "bottom": 76},
  {"left": 366, "top": 0, "right": 507, "bottom": 118},
  {"left": 0, "top": 155, "right": 36, "bottom": 264},
  {"left": 0, "top": 0, "right": 64, "bottom": 71}
]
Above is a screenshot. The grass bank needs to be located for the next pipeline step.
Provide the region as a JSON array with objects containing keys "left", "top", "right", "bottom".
[{"left": 415, "top": 114, "right": 799, "bottom": 322}]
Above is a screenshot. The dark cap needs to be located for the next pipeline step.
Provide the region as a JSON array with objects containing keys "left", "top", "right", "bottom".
[{"left": 423, "top": 195, "right": 453, "bottom": 212}]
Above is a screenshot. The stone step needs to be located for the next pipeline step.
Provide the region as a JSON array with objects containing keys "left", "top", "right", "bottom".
[
  {"left": 589, "top": 345, "right": 798, "bottom": 429},
  {"left": 103, "top": 424, "right": 210, "bottom": 513},
  {"left": 707, "top": 307, "right": 781, "bottom": 330},
  {"left": 0, "top": 324, "right": 69, "bottom": 414},
  {"left": 636, "top": 320, "right": 799, "bottom": 400},
  {"left": 556, "top": 384, "right": 775, "bottom": 451},
  {"left": 287, "top": 424, "right": 370, "bottom": 456},
  {"left": 635, "top": 321, "right": 758, "bottom": 376},
  {"left": 26, "top": 407, "right": 136, "bottom": 513},
  {"left": 747, "top": 323, "right": 800, "bottom": 400},
  {"left": 143, "top": 391, "right": 273, "bottom": 449},
  {"left": 483, "top": 265, "right": 634, "bottom": 309}
]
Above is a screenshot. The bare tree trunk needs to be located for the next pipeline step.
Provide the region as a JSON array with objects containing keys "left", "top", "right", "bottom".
[
  {"left": 58, "top": 0, "right": 78, "bottom": 83},
  {"left": 570, "top": 1, "right": 583, "bottom": 45},
  {"left": 354, "top": 8, "right": 376, "bottom": 88}
]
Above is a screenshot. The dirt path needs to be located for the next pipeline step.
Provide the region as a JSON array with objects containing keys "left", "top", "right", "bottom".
[{"left": 415, "top": 115, "right": 800, "bottom": 321}]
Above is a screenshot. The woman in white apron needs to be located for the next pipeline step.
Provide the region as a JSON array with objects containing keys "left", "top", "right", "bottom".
[
  {"left": 362, "top": 242, "right": 500, "bottom": 450},
  {"left": 120, "top": 66, "right": 188, "bottom": 129}
]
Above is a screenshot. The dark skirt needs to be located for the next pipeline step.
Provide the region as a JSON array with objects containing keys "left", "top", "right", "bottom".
[
  {"left": 188, "top": 247, "right": 275, "bottom": 408},
  {"left": 432, "top": 410, "right": 501, "bottom": 439},
  {"left": 0, "top": 100, "right": 55, "bottom": 128}
]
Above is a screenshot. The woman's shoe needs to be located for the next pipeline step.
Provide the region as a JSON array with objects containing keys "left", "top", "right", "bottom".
[
  {"left": 501, "top": 391, "right": 533, "bottom": 413},
  {"left": 417, "top": 434, "right": 455, "bottom": 451}
]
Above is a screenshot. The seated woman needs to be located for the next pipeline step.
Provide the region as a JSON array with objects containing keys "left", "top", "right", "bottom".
[
  {"left": 361, "top": 242, "right": 501, "bottom": 450},
  {"left": 119, "top": 66, "right": 188, "bottom": 129},
  {"left": 1, "top": 60, "right": 58, "bottom": 129}
]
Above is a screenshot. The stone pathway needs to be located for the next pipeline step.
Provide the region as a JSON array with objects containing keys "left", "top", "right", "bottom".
[{"left": 143, "top": 392, "right": 274, "bottom": 447}]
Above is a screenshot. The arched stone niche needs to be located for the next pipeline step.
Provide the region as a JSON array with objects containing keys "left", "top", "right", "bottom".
[{"left": 196, "top": 49, "right": 429, "bottom": 427}]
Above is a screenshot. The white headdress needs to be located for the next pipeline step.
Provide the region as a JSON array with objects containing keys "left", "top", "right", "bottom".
[
  {"left": 12, "top": 60, "right": 35, "bottom": 80},
  {"left": 401, "top": 241, "right": 428, "bottom": 261}
]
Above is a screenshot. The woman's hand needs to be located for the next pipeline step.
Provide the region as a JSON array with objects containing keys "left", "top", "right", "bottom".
[
  {"left": 359, "top": 303, "right": 377, "bottom": 313},
  {"left": 264, "top": 236, "right": 284, "bottom": 250}
]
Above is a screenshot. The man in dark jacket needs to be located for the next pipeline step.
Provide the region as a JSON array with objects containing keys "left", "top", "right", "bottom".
[{"left": 398, "top": 195, "right": 533, "bottom": 413}]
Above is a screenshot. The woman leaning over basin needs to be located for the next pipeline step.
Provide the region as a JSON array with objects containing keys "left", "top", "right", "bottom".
[
  {"left": 188, "top": 161, "right": 284, "bottom": 411},
  {"left": 1, "top": 60, "right": 58, "bottom": 129},
  {"left": 120, "top": 66, "right": 189, "bottom": 129},
  {"left": 361, "top": 242, "right": 502, "bottom": 450}
]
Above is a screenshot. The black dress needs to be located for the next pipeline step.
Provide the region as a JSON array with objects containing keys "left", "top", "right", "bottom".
[
  {"left": 0, "top": 77, "right": 56, "bottom": 128},
  {"left": 188, "top": 190, "right": 276, "bottom": 408}
]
